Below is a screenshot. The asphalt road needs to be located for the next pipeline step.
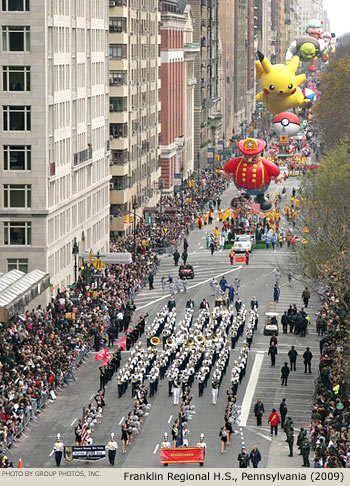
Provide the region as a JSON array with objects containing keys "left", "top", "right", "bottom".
[{"left": 11, "top": 176, "right": 320, "bottom": 469}]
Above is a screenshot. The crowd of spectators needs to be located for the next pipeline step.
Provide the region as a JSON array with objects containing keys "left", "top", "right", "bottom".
[
  {"left": 308, "top": 283, "right": 350, "bottom": 468},
  {"left": 0, "top": 172, "right": 227, "bottom": 464}
]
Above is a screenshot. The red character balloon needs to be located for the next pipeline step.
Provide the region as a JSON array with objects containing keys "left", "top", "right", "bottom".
[{"left": 223, "top": 138, "right": 284, "bottom": 211}]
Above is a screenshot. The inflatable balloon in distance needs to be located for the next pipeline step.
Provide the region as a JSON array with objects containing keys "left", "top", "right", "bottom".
[
  {"left": 302, "top": 88, "right": 316, "bottom": 104},
  {"left": 286, "top": 36, "right": 327, "bottom": 63},
  {"left": 223, "top": 138, "right": 284, "bottom": 212},
  {"left": 255, "top": 51, "right": 310, "bottom": 115},
  {"left": 273, "top": 112, "right": 301, "bottom": 137},
  {"left": 305, "top": 19, "right": 324, "bottom": 39}
]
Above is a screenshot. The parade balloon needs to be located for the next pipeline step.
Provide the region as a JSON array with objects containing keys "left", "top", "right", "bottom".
[
  {"left": 305, "top": 19, "right": 324, "bottom": 39},
  {"left": 255, "top": 51, "right": 310, "bottom": 115},
  {"left": 223, "top": 138, "right": 284, "bottom": 212},
  {"left": 273, "top": 112, "right": 301, "bottom": 137},
  {"left": 302, "top": 88, "right": 316, "bottom": 104}
]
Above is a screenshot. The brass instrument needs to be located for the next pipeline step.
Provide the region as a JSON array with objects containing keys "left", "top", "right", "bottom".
[
  {"left": 150, "top": 336, "right": 160, "bottom": 346},
  {"left": 166, "top": 337, "right": 174, "bottom": 347},
  {"left": 212, "top": 334, "right": 218, "bottom": 342},
  {"left": 186, "top": 337, "right": 195, "bottom": 346},
  {"left": 194, "top": 335, "right": 204, "bottom": 344}
]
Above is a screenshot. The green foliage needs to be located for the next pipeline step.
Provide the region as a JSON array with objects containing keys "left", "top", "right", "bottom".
[
  {"left": 295, "top": 142, "right": 350, "bottom": 278},
  {"left": 314, "top": 50, "right": 350, "bottom": 150}
]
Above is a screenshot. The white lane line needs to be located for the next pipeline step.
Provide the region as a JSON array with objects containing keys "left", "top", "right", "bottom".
[
  {"left": 240, "top": 353, "right": 264, "bottom": 426},
  {"left": 118, "top": 416, "right": 125, "bottom": 425},
  {"left": 89, "top": 393, "right": 94, "bottom": 400},
  {"left": 168, "top": 415, "right": 173, "bottom": 424},
  {"left": 153, "top": 444, "right": 159, "bottom": 454},
  {"left": 136, "top": 266, "right": 243, "bottom": 310},
  {"left": 255, "top": 432, "right": 272, "bottom": 442},
  {"left": 70, "top": 417, "right": 77, "bottom": 427},
  {"left": 49, "top": 450, "right": 54, "bottom": 457}
]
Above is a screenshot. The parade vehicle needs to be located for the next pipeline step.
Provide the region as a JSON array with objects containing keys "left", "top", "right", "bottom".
[
  {"left": 233, "top": 234, "right": 254, "bottom": 253},
  {"left": 264, "top": 312, "right": 279, "bottom": 335},
  {"left": 179, "top": 264, "right": 195, "bottom": 280}
]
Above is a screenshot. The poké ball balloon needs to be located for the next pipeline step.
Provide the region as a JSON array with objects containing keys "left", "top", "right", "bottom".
[{"left": 273, "top": 112, "right": 301, "bottom": 137}]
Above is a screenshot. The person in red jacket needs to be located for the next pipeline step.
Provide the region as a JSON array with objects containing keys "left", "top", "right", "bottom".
[
  {"left": 222, "top": 138, "right": 284, "bottom": 211},
  {"left": 268, "top": 408, "right": 281, "bottom": 437}
]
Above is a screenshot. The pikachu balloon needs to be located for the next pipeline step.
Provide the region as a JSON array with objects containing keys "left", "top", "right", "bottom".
[{"left": 256, "top": 51, "right": 310, "bottom": 115}]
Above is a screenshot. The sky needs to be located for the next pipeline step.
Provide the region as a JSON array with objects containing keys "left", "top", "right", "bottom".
[{"left": 323, "top": 0, "right": 350, "bottom": 37}]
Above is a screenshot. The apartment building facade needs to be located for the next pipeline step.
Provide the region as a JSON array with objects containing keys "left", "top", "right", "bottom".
[
  {"left": 188, "top": 0, "right": 223, "bottom": 170},
  {"left": 109, "top": 0, "right": 161, "bottom": 235},
  {"left": 0, "top": 0, "right": 111, "bottom": 289}
]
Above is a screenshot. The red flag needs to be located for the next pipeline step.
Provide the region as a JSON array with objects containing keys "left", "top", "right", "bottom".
[
  {"left": 117, "top": 336, "right": 126, "bottom": 351},
  {"left": 81, "top": 420, "right": 88, "bottom": 445},
  {"left": 95, "top": 348, "right": 110, "bottom": 366}
]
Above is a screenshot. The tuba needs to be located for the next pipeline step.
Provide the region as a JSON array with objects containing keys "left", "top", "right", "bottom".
[
  {"left": 166, "top": 337, "right": 174, "bottom": 348},
  {"left": 150, "top": 336, "right": 160, "bottom": 346},
  {"left": 186, "top": 337, "right": 195, "bottom": 346},
  {"left": 195, "top": 335, "right": 204, "bottom": 345}
]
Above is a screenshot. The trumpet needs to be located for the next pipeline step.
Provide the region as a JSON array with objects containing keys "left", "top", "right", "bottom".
[
  {"left": 195, "top": 335, "right": 205, "bottom": 344},
  {"left": 150, "top": 336, "right": 160, "bottom": 346},
  {"left": 186, "top": 337, "right": 195, "bottom": 346}
]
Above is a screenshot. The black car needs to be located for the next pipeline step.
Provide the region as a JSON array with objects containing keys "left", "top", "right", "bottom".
[{"left": 179, "top": 264, "right": 194, "bottom": 280}]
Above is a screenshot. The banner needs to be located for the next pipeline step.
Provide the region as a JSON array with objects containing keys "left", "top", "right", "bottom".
[
  {"left": 64, "top": 445, "right": 106, "bottom": 462},
  {"left": 235, "top": 256, "right": 245, "bottom": 263},
  {"left": 160, "top": 447, "right": 204, "bottom": 465}
]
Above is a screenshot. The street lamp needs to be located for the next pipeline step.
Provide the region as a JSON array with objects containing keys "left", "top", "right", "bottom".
[
  {"left": 180, "top": 164, "right": 184, "bottom": 213},
  {"left": 72, "top": 237, "right": 79, "bottom": 283},
  {"left": 132, "top": 197, "right": 137, "bottom": 261}
]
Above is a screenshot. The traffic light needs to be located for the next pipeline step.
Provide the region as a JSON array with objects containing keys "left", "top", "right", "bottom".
[
  {"left": 89, "top": 250, "right": 94, "bottom": 262},
  {"left": 129, "top": 215, "right": 133, "bottom": 223},
  {"left": 124, "top": 215, "right": 128, "bottom": 223}
]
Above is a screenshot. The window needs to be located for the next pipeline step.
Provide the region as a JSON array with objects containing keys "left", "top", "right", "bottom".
[
  {"left": 3, "top": 66, "right": 30, "bottom": 91},
  {"left": 3, "top": 106, "right": 31, "bottom": 130},
  {"left": 4, "top": 221, "right": 31, "bottom": 245},
  {"left": 2, "top": 0, "right": 29, "bottom": 11},
  {"left": 109, "top": 70, "right": 127, "bottom": 86},
  {"left": 4, "top": 184, "right": 31, "bottom": 208},
  {"left": 2, "top": 26, "right": 30, "bottom": 51},
  {"left": 110, "top": 97, "right": 127, "bottom": 112},
  {"left": 109, "top": 44, "right": 127, "bottom": 60},
  {"left": 3, "top": 145, "right": 31, "bottom": 170},
  {"left": 109, "top": 18, "right": 127, "bottom": 33},
  {"left": 7, "top": 258, "right": 28, "bottom": 273}
]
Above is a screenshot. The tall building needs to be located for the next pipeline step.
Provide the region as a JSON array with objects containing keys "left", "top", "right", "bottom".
[
  {"left": 0, "top": 0, "right": 111, "bottom": 289},
  {"left": 109, "top": 0, "right": 161, "bottom": 236},
  {"left": 255, "top": 0, "right": 273, "bottom": 60},
  {"left": 218, "top": 0, "right": 235, "bottom": 145},
  {"left": 233, "top": 0, "right": 248, "bottom": 135},
  {"left": 188, "top": 0, "right": 223, "bottom": 170},
  {"left": 183, "top": 4, "right": 199, "bottom": 178},
  {"left": 159, "top": 0, "right": 186, "bottom": 190}
]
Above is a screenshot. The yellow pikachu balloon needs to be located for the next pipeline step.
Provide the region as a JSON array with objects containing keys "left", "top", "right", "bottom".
[{"left": 255, "top": 51, "right": 310, "bottom": 115}]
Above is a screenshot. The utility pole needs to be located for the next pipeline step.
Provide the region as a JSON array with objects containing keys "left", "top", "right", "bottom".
[
  {"left": 72, "top": 237, "right": 79, "bottom": 284},
  {"left": 133, "top": 197, "right": 137, "bottom": 261},
  {"left": 180, "top": 164, "right": 184, "bottom": 213}
]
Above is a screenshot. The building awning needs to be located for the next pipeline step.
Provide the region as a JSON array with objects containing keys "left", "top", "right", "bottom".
[{"left": 0, "top": 270, "right": 50, "bottom": 322}]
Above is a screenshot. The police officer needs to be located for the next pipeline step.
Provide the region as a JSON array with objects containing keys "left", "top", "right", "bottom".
[
  {"left": 106, "top": 433, "right": 118, "bottom": 466},
  {"left": 53, "top": 433, "right": 64, "bottom": 467}
]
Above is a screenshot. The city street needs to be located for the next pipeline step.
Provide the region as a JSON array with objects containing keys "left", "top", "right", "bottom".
[{"left": 11, "top": 177, "right": 320, "bottom": 469}]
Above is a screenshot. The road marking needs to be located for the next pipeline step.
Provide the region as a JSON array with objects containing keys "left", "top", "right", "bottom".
[
  {"left": 255, "top": 432, "right": 273, "bottom": 441},
  {"left": 70, "top": 418, "right": 77, "bottom": 427},
  {"left": 49, "top": 450, "right": 54, "bottom": 457},
  {"left": 136, "top": 266, "right": 243, "bottom": 310},
  {"left": 118, "top": 416, "right": 125, "bottom": 425},
  {"left": 153, "top": 444, "right": 159, "bottom": 454},
  {"left": 168, "top": 415, "right": 173, "bottom": 424},
  {"left": 89, "top": 393, "right": 94, "bottom": 400},
  {"left": 239, "top": 353, "right": 264, "bottom": 426}
]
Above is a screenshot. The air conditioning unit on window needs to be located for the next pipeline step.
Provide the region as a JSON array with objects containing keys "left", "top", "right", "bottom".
[
  {"left": 110, "top": 182, "right": 114, "bottom": 190},
  {"left": 109, "top": 1, "right": 116, "bottom": 6}
]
